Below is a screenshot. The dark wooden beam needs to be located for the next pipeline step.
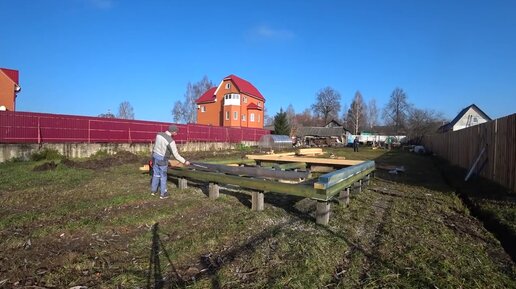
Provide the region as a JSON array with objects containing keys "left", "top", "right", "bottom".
[
  {"left": 191, "top": 162, "right": 310, "bottom": 180},
  {"left": 168, "top": 168, "right": 324, "bottom": 199}
]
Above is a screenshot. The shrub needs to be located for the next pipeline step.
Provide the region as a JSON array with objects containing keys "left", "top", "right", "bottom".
[{"left": 30, "top": 148, "right": 63, "bottom": 161}]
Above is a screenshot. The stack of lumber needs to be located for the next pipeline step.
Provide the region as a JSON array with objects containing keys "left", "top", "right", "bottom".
[{"left": 296, "top": 148, "right": 324, "bottom": 156}]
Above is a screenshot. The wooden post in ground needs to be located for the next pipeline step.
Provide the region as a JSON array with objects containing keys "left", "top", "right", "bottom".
[
  {"left": 209, "top": 183, "right": 219, "bottom": 200},
  {"left": 316, "top": 201, "right": 330, "bottom": 225},
  {"left": 178, "top": 178, "right": 188, "bottom": 190},
  {"left": 338, "top": 187, "right": 350, "bottom": 207},
  {"left": 365, "top": 174, "right": 371, "bottom": 186},
  {"left": 251, "top": 191, "right": 264, "bottom": 211},
  {"left": 354, "top": 180, "right": 362, "bottom": 193}
]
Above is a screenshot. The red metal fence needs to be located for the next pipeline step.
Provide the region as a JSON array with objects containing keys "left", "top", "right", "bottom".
[{"left": 0, "top": 111, "right": 270, "bottom": 144}]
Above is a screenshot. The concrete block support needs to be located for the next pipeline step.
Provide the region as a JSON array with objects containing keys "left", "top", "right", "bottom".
[
  {"left": 251, "top": 191, "right": 264, "bottom": 211},
  {"left": 178, "top": 178, "right": 188, "bottom": 190},
  {"left": 316, "top": 201, "right": 330, "bottom": 225},
  {"left": 338, "top": 187, "right": 350, "bottom": 207},
  {"left": 208, "top": 183, "right": 219, "bottom": 200}
]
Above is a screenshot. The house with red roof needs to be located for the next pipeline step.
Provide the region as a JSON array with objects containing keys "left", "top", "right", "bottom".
[
  {"left": 196, "top": 74, "right": 265, "bottom": 128},
  {"left": 0, "top": 68, "right": 21, "bottom": 111}
]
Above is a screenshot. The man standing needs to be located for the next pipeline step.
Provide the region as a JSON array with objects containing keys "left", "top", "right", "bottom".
[
  {"left": 353, "top": 137, "right": 359, "bottom": 152},
  {"left": 151, "top": 125, "right": 190, "bottom": 199}
]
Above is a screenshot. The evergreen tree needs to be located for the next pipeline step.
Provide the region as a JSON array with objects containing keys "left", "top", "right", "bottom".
[{"left": 273, "top": 108, "right": 291, "bottom": 135}]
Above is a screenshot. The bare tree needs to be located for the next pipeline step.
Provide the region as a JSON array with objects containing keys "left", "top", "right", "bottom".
[
  {"left": 172, "top": 76, "right": 214, "bottom": 123},
  {"left": 285, "top": 104, "right": 298, "bottom": 132},
  {"left": 172, "top": 101, "right": 184, "bottom": 123},
  {"left": 345, "top": 91, "right": 367, "bottom": 135},
  {"left": 117, "top": 101, "right": 135, "bottom": 119},
  {"left": 98, "top": 109, "right": 115, "bottom": 118},
  {"left": 263, "top": 107, "right": 273, "bottom": 126},
  {"left": 383, "top": 87, "right": 411, "bottom": 134},
  {"left": 407, "top": 108, "right": 447, "bottom": 144},
  {"left": 311, "top": 86, "right": 341, "bottom": 125},
  {"left": 367, "top": 98, "right": 378, "bottom": 129},
  {"left": 296, "top": 108, "right": 315, "bottom": 126}
]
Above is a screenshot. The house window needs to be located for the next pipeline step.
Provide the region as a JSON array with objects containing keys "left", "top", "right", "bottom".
[
  {"left": 258, "top": 114, "right": 261, "bottom": 122},
  {"left": 473, "top": 117, "right": 478, "bottom": 123},
  {"left": 225, "top": 83, "right": 231, "bottom": 89},
  {"left": 243, "top": 96, "right": 247, "bottom": 103},
  {"left": 242, "top": 114, "right": 246, "bottom": 121},
  {"left": 233, "top": 111, "right": 238, "bottom": 120},
  {"left": 250, "top": 113, "right": 255, "bottom": 122},
  {"left": 225, "top": 111, "right": 229, "bottom": 120},
  {"left": 201, "top": 106, "right": 206, "bottom": 112},
  {"left": 258, "top": 101, "right": 262, "bottom": 107}
]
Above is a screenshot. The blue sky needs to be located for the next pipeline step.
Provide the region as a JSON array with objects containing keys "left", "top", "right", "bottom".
[{"left": 1, "top": 0, "right": 515, "bottom": 122}]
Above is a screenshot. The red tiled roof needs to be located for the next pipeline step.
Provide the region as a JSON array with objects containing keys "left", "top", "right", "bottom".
[
  {"left": 224, "top": 74, "right": 265, "bottom": 101},
  {"left": 195, "top": 87, "right": 217, "bottom": 104},
  {"left": 247, "top": 103, "right": 262, "bottom": 110},
  {"left": 0, "top": 68, "right": 19, "bottom": 85}
]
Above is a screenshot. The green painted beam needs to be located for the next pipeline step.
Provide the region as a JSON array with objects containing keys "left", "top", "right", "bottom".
[
  {"left": 316, "top": 168, "right": 375, "bottom": 199},
  {"left": 315, "top": 160, "right": 375, "bottom": 189},
  {"left": 168, "top": 168, "right": 324, "bottom": 199}
]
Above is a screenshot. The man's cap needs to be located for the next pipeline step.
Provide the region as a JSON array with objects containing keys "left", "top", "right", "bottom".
[{"left": 168, "top": 124, "right": 178, "bottom": 133}]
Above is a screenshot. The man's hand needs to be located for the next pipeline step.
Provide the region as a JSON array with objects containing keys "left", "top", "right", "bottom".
[{"left": 185, "top": 161, "right": 191, "bottom": 166}]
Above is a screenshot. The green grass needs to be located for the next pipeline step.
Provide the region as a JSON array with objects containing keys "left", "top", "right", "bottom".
[{"left": 0, "top": 149, "right": 514, "bottom": 288}]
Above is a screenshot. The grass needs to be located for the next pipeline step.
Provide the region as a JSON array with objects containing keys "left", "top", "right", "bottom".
[
  {"left": 432, "top": 157, "right": 516, "bottom": 264},
  {"left": 0, "top": 147, "right": 514, "bottom": 288}
]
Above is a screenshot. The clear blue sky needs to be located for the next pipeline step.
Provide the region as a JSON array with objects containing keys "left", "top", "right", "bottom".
[{"left": 1, "top": 0, "right": 515, "bottom": 122}]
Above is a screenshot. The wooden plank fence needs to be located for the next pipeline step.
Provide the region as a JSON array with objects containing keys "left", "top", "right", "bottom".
[{"left": 422, "top": 113, "right": 516, "bottom": 193}]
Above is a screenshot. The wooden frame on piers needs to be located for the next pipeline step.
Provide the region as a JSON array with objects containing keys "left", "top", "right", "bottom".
[{"left": 168, "top": 156, "right": 375, "bottom": 225}]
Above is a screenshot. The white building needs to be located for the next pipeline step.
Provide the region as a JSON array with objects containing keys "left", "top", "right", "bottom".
[{"left": 438, "top": 104, "right": 491, "bottom": 132}]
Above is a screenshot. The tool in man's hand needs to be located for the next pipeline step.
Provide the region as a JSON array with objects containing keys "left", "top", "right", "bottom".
[{"left": 191, "top": 163, "right": 208, "bottom": 169}]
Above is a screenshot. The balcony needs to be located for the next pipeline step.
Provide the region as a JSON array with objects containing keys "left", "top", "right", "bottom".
[{"left": 224, "top": 93, "right": 241, "bottom": 106}]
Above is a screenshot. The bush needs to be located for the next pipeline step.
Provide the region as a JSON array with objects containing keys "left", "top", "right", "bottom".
[
  {"left": 30, "top": 148, "right": 63, "bottom": 161},
  {"left": 91, "top": 149, "right": 110, "bottom": 158},
  {"left": 236, "top": 143, "right": 252, "bottom": 152}
]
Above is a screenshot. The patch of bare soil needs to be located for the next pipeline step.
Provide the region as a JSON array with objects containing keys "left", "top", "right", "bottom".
[{"left": 62, "top": 151, "right": 144, "bottom": 170}]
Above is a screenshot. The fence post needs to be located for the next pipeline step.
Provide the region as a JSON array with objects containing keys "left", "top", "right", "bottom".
[{"left": 37, "top": 116, "right": 41, "bottom": 144}]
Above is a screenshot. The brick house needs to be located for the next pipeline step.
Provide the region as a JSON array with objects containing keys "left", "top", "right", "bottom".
[
  {"left": 0, "top": 68, "right": 21, "bottom": 111},
  {"left": 196, "top": 74, "right": 265, "bottom": 128}
]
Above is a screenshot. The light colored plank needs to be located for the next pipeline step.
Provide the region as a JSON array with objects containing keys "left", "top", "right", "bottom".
[{"left": 246, "top": 155, "right": 364, "bottom": 166}]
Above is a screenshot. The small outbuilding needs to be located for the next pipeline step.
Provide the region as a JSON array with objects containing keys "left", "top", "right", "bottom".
[{"left": 258, "top": 134, "right": 292, "bottom": 150}]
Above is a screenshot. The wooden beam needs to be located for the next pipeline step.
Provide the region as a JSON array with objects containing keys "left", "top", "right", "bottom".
[
  {"left": 168, "top": 168, "right": 324, "bottom": 199},
  {"left": 205, "top": 158, "right": 256, "bottom": 165},
  {"left": 318, "top": 168, "right": 375, "bottom": 197},
  {"left": 277, "top": 162, "right": 307, "bottom": 170},
  {"left": 296, "top": 148, "right": 324, "bottom": 156},
  {"left": 191, "top": 162, "right": 309, "bottom": 180},
  {"left": 251, "top": 191, "right": 264, "bottom": 211},
  {"left": 314, "top": 160, "right": 375, "bottom": 189},
  {"left": 246, "top": 155, "right": 364, "bottom": 166},
  {"left": 338, "top": 187, "right": 350, "bottom": 207},
  {"left": 310, "top": 165, "right": 335, "bottom": 173}
]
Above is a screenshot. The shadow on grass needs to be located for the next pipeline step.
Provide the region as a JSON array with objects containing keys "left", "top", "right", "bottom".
[
  {"left": 372, "top": 150, "right": 451, "bottom": 192},
  {"left": 372, "top": 150, "right": 515, "bottom": 263},
  {"left": 433, "top": 158, "right": 516, "bottom": 263}
]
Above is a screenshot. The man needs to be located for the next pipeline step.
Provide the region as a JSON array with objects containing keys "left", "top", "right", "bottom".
[
  {"left": 151, "top": 124, "right": 190, "bottom": 199},
  {"left": 353, "top": 137, "right": 359, "bottom": 152}
]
